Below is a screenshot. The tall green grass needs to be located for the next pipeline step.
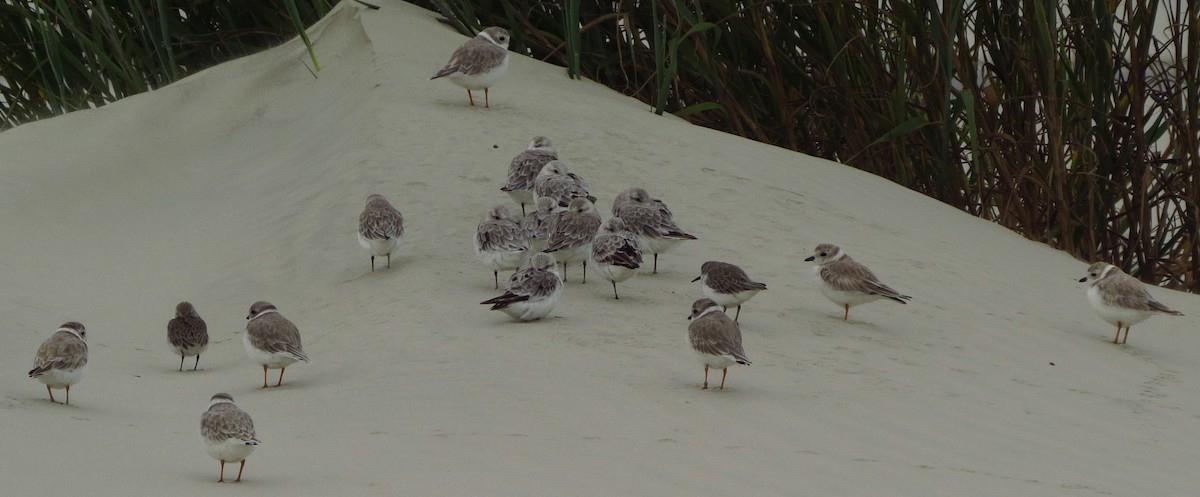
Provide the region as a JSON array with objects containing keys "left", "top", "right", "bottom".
[
  {"left": 0, "top": 0, "right": 331, "bottom": 127},
  {"left": 2, "top": 1, "right": 1197, "bottom": 290}
]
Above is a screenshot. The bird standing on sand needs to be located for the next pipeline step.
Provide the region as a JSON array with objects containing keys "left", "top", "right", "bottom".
[
  {"left": 805, "top": 243, "right": 910, "bottom": 320},
  {"left": 692, "top": 261, "right": 767, "bottom": 322},
  {"left": 244, "top": 301, "right": 309, "bottom": 388},
  {"left": 687, "top": 298, "right": 750, "bottom": 390},
  {"left": 358, "top": 194, "right": 404, "bottom": 272},
  {"left": 168, "top": 301, "right": 209, "bottom": 371},
  {"left": 1079, "top": 261, "right": 1183, "bottom": 344},
  {"left": 501, "top": 136, "right": 558, "bottom": 216},
  {"left": 612, "top": 187, "right": 696, "bottom": 274},
  {"left": 200, "top": 393, "right": 260, "bottom": 483},
  {"left": 474, "top": 205, "right": 530, "bottom": 289},
  {"left": 28, "top": 322, "right": 88, "bottom": 404},
  {"left": 430, "top": 26, "right": 511, "bottom": 108},
  {"left": 590, "top": 217, "right": 643, "bottom": 299}
]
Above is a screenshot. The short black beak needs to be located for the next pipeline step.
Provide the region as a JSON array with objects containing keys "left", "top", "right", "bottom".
[
  {"left": 804, "top": 256, "right": 815, "bottom": 262},
  {"left": 687, "top": 314, "right": 693, "bottom": 320},
  {"left": 691, "top": 275, "right": 701, "bottom": 282},
  {"left": 1077, "top": 277, "right": 1087, "bottom": 283}
]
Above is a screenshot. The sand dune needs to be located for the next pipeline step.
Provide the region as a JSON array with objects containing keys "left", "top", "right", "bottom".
[{"left": 2, "top": 2, "right": 1198, "bottom": 495}]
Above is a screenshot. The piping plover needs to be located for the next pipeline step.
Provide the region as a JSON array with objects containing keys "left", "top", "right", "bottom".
[
  {"left": 430, "top": 26, "right": 510, "bottom": 108},
  {"left": 611, "top": 187, "right": 696, "bottom": 274},
  {"left": 28, "top": 321, "right": 87, "bottom": 404},
  {"left": 692, "top": 261, "right": 767, "bottom": 322},
  {"left": 1079, "top": 261, "right": 1184, "bottom": 344},
  {"left": 480, "top": 253, "right": 563, "bottom": 321},
  {"left": 501, "top": 136, "right": 558, "bottom": 216},
  {"left": 474, "top": 205, "right": 530, "bottom": 289},
  {"left": 804, "top": 243, "right": 910, "bottom": 320},
  {"left": 590, "top": 217, "right": 643, "bottom": 299},
  {"left": 358, "top": 194, "right": 404, "bottom": 272},
  {"left": 200, "top": 393, "right": 260, "bottom": 483},
  {"left": 687, "top": 298, "right": 751, "bottom": 390},
  {"left": 244, "top": 301, "right": 309, "bottom": 388},
  {"left": 543, "top": 197, "right": 601, "bottom": 283},
  {"left": 533, "top": 160, "right": 596, "bottom": 206},
  {"left": 168, "top": 301, "right": 209, "bottom": 371},
  {"left": 522, "top": 196, "right": 565, "bottom": 253}
]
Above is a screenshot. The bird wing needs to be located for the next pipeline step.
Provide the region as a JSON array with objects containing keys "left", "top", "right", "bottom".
[
  {"left": 689, "top": 315, "right": 751, "bottom": 365},
  {"left": 477, "top": 220, "right": 529, "bottom": 252},
  {"left": 29, "top": 332, "right": 87, "bottom": 376},
  {"left": 544, "top": 212, "right": 600, "bottom": 253},
  {"left": 591, "top": 233, "right": 643, "bottom": 269},
  {"left": 201, "top": 404, "right": 259, "bottom": 444},
  {"left": 168, "top": 316, "right": 209, "bottom": 349},
  {"left": 1101, "top": 274, "right": 1182, "bottom": 314},
  {"left": 821, "top": 259, "right": 910, "bottom": 302},
  {"left": 481, "top": 268, "right": 559, "bottom": 309},
  {"left": 502, "top": 151, "right": 557, "bottom": 192},
  {"left": 707, "top": 264, "right": 767, "bottom": 293},
  {"left": 617, "top": 203, "right": 694, "bottom": 239},
  {"left": 247, "top": 315, "right": 309, "bottom": 362},
  {"left": 360, "top": 206, "right": 404, "bottom": 240},
  {"left": 431, "top": 39, "right": 507, "bottom": 78}
]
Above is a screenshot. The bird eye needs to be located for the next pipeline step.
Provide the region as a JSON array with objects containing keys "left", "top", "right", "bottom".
[{"left": 819, "top": 252, "right": 827, "bottom": 257}]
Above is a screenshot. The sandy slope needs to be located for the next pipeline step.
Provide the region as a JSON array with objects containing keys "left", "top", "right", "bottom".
[{"left": 2, "top": 2, "right": 1198, "bottom": 495}]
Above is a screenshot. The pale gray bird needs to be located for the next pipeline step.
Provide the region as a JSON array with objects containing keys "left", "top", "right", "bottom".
[
  {"left": 474, "top": 205, "right": 530, "bottom": 289},
  {"left": 589, "top": 217, "right": 643, "bottom": 299},
  {"left": 244, "top": 301, "right": 310, "bottom": 388},
  {"left": 692, "top": 261, "right": 767, "bottom": 322},
  {"left": 358, "top": 194, "right": 405, "bottom": 272},
  {"left": 200, "top": 393, "right": 260, "bottom": 483},
  {"left": 430, "top": 26, "right": 511, "bottom": 108},
  {"left": 612, "top": 187, "right": 696, "bottom": 274},
  {"left": 804, "top": 243, "right": 910, "bottom": 320},
  {"left": 501, "top": 136, "right": 558, "bottom": 215},
  {"left": 543, "top": 197, "right": 602, "bottom": 283},
  {"left": 687, "top": 299, "right": 750, "bottom": 390},
  {"left": 1079, "top": 261, "right": 1183, "bottom": 344},
  {"left": 28, "top": 322, "right": 88, "bottom": 404}
]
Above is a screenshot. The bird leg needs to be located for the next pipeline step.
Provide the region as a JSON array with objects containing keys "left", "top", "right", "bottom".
[
  {"left": 720, "top": 368, "right": 728, "bottom": 389},
  {"left": 561, "top": 262, "right": 568, "bottom": 282},
  {"left": 262, "top": 365, "right": 269, "bottom": 389},
  {"left": 520, "top": 203, "right": 527, "bottom": 217},
  {"left": 194, "top": 355, "right": 201, "bottom": 371},
  {"left": 219, "top": 460, "right": 226, "bottom": 483},
  {"left": 1121, "top": 326, "right": 1131, "bottom": 345},
  {"left": 276, "top": 367, "right": 287, "bottom": 387},
  {"left": 370, "top": 255, "right": 376, "bottom": 272},
  {"left": 582, "top": 261, "right": 587, "bottom": 284},
  {"left": 1113, "top": 322, "right": 1123, "bottom": 344},
  {"left": 65, "top": 385, "right": 70, "bottom": 405},
  {"left": 843, "top": 304, "right": 850, "bottom": 321},
  {"left": 386, "top": 253, "right": 391, "bottom": 269},
  {"left": 179, "top": 354, "right": 185, "bottom": 372},
  {"left": 702, "top": 365, "right": 709, "bottom": 390},
  {"left": 494, "top": 270, "right": 500, "bottom": 290},
  {"left": 46, "top": 385, "right": 55, "bottom": 403},
  {"left": 612, "top": 281, "right": 619, "bottom": 300},
  {"left": 653, "top": 253, "right": 659, "bottom": 274},
  {"left": 484, "top": 87, "right": 490, "bottom": 108},
  {"left": 235, "top": 460, "right": 246, "bottom": 483},
  {"left": 734, "top": 305, "right": 742, "bottom": 322},
  {"left": 466, "top": 89, "right": 476, "bottom": 106}
]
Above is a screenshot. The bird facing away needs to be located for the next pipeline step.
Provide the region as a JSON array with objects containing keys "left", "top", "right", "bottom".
[
  {"left": 429, "top": 26, "right": 511, "bottom": 108},
  {"left": 687, "top": 298, "right": 750, "bottom": 390},
  {"left": 611, "top": 187, "right": 696, "bottom": 274},
  {"left": 533, "top": 160, "right": 596, "bottom": 206},
  {"left": 692, "top": 261, "right": 768, "bottom": 322},
  {"left": 589, "top": 216, "right": 643, "bottom": 299},
  {"left": 805, "top": 243, "right": 910, "bottom": 320},
  {"left": 244, "top": 301, "right": 310, "bottom": 388},
  {"left": 480, "top": 252, "right": 563, "bottom": 321},
  {"left": 168, "top": 301, "right": 209, "bottom": 371},
  {"left": 501, "top": 136, "right": 558, "bottom": 216},
  {"left": 522, "top": 196, "right": 566, "bottom": 253},
  {"left": 28, "top": 321, "right": 88, "bottom": 404},
  {"left": 200, "top": 393, "right": 260, "bottom": 483},
  {"left": 474, "top": 205, "right": 530, "bottom": 289},
  {"left": 358, "top": 194, "right": 404, "bottom": 272},
  {"left": 1079, "top": 262, "right": 1184, "bottom": 344},
  {"left": 543, "top": 197, "right": 602, "bottom": 283}
]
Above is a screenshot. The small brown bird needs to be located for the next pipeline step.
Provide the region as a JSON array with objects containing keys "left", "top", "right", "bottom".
[
  {"left": 28, "top": 322, "right": 88, "bottom": 404},
  {"left": 201, "top": 393, "right": 260, "bottom": 483},
  {"left": 358, "top": 194, "right": 404, "bottom": 272},
  {"left": 687, "top": 299, "right": 750, "bottom": 390},
  {"left": 244, "top": 301, "right": 310, "bottom": 388},
  {"left": 805, "top": 243, "right": 910, "bottom": 320},
  {"left": 612, "top": 187, "right": 696, "bottom": 274},
  {"left": 692, "top": 261, "right": 767, "bottom": 322},
  {"left": 168, "top": 301, "right": 209, "bottom": 371},
  {"left": 430, "top": 26, "right": 511, "bottom": 108}
]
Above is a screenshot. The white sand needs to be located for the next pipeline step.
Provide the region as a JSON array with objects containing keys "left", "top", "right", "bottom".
[{"left": 3, "top": 2, "right": 1198, "bottom": 495}]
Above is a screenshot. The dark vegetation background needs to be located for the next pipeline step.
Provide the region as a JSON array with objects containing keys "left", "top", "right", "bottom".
[{"left": 2, "top": 0, "right": 1197, "bottom": 290}]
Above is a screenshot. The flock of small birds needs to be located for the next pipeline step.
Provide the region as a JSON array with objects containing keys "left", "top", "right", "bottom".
[{"left": 23, "top": 24, "right": 1188, "bottom": 485}]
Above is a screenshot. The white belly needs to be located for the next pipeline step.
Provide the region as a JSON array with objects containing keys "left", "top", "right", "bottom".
[
  {"left": 358, "top": 233, "right": 399, "bottom": 257},
  {"left": 475, "top": 246, "right": 527, "bottom": 272},
  {"left": 1087, "top": 286, "right": 1151, "bottom": 327},
  {"left": 506, "top": 189, "right": 534, "bottom": 206},
  {"left": 34, "top": 367, "right": 86, "bottom": 389},
  {"left": 205, "top": 438, "right": 257, "bottom": 463},
  {"left": 499, "top": 286, "right": 562, "bottom": 321},
  {"left": 694, "top": 350, "right": 738, "bottom": 370},
  {"left": 172, "top": 342, "right": 208, "bottom": 357},
  {"left": 593, "top": 263, "right": 637, "bottom": 284},
  {"left": 812, "top": 266, "right": 882, "bottom": 307},
  {"left": 551, "top": 243, "right": 591, "bottom": 264},
  {"left": 702, "top": 286, "right": 762, "bottom": 307},
  {"left": 644, "top": 237, "right": 682, "bottom": 255},
  {"left": 448, "top": 57, "right": 509, "bottom": 90},
  {"left": 243, "top": 332, "right": 300, "bottom": 369}
]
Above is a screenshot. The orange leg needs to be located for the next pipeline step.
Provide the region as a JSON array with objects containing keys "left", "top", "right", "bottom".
[
  {"left": 466, "top": 89, "right": 476, "bottom": 106},
  {"left": 484, "top": 87, "right": 490, "bottom": 108},
  {"left": 1121, "top": 326, "right": 1131, "bottom": 345},
  {"left": 262, "top": 365, "right": 269, "bottom": 388},
  {"left": 719, "top": 368, "right": 728, "bottom": 389},
  {"left": 1112, "top": 322, "right": 1123, "bottom": 344},
  {"left": 219, "top": 460, "right": 226, "bottom": 482},
  {"left": 276, "top": 367, "right": 286, "bottom": 387},
  {"left": 702, "top": 365, "right": 709, "bottom": 390},
  {"left": 843, "top": 304, "right": 850, "bottom": 320},
  {"left": 235, "top": 459, "right": 246, "bottom": 482},
  {"left": 46, "top": 385, "right": 56, "bottom": 403}
]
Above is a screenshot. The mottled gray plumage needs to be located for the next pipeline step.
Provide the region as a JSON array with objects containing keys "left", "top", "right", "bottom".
[
  {"left": 692, "top": 261, "right": 767, "bottom": 321},
  {"left": 474, "top": 205, "right": 530, "bottom": 288},
  {"left": 28, "top": 322, "right": 88, "bottom": 404},
  {"left": 358, "top": 194, "right": 404, "bottom": 271},
  {"left": 430, "top": 27, "right": 510, "bottom": 79},
  {"left": 245, "top": 301, "right": 309, "bottom": 388},
  {"left": 543, "top": 197, "right": 602, "bottom": 283},
  {"left": 168, "top": 301, "right": 208, "bottom": 371},
  {"left": 200, "top": 393, "right": 259, "bottom": 483},
  {"left": 590, "top": 217, "right": 643, "bottom": 299},
  {"left": 480, "top": 253, "right": 562, "bottom": 321},
  {"left": 687, "top": 299, "right": 750, "bottom": 390},
  {"left": 501, "top": 136, "right": 558, "bottom": 215},
  {"left": 522, "top": 196, "right": 565, "bottom": 252},
  {"left": 611, "top": 187, "right": 696, "bottom": 273},
  {"left": 533, "top": 160, "right": 596, "bottom": 206}
]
